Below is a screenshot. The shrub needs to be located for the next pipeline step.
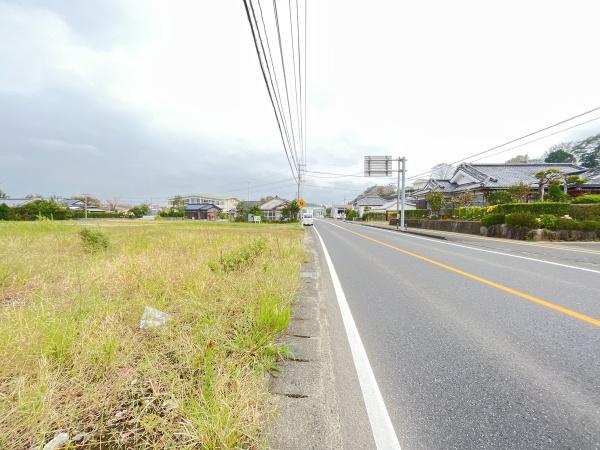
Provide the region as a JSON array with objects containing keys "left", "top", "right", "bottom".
[
  {"left": 346, "top": 210, "right": 358, "bottom": 219},
  {"left": 495, "top": 202, "right": 570, "bottom": 216},
  {"left": 572, "top": 194, "right": 600, "bottom": 204},
  {"left": 363, "top": 212, "right": 386, "bottom": 222},
  {"left": 481, "top": 214, "right": 505, "bottom": 227},
  {"left": 79, "top": 228, "right": 109, "bottom": 251},
  {"left": 208, "top": 239, "right": 268, "bottom": 273},
  {"left": 579, "top": 220, "right": 600, "bottom": 232},
  {"left": 159, "top": 208, "right": 184, "bottom": 218},
  {"left": 405, "top": 209, "right": 428, "bottom": 218},
  {"left": 546, "top": 184, "right": 570, "bottom": 202},
  {"left": 457, "top": 207, "right": 486, "bottom": 220},
  {"left": 570, "top": 204, "right": 600, "bottom": 220},
  {"left": 505, "top": 212, "right": 538, "bottom": 228},
  {"left": 538, "top": 214, "right": 559, "bottom": 229},
  {"left": 487, "top": 190, "right": 513, "bottom": 205}
]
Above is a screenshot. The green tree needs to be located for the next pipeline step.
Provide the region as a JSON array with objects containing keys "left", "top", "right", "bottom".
[
  {"left": 572, "top": 133, "right": 600, "bottom": 168},
  {"left": 508, "top": 182, "right": 531, "bottom": 203},
  {"left": 546, "top": 181, "right": 569, "bottom": 202},
  {"left": 346, "top": 209, "right": 358, "bottom": 219},
  {"left": 563, "top": 174, "right": 586, "bottom": 193},
  {"left": 129, "top": 204, "right": 150, "bottom": 218},
  {"left": 534, "top": 169, "right": 563, "bottom": 200},
  {"left": 0, "top": 189, "right": 7, "bottom": 199},
  {"left": 426, "top": 191, "right": 445, "bottom": 216},
  {"left": 544, "top": 146, "right": 576, "bottom": 163},
  {"left": 171, "top": 195, "right": 185, "bottom": 212},
  {"left": 487, "top": 190, "right": 512, "bottom": 205}
]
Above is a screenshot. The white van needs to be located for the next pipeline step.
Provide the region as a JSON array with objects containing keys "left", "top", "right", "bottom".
[{"left": 301, "top": 212, "right": 314, "bottom": 226}]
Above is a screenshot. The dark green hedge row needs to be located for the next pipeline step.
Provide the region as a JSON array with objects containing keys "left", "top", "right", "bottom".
[
  {"left": 570, "top": 204, "right": 600, "bottom": 220},
  {"left": 493, "top": 202, "right": 571, "bottom": 216},
  {"left": 363, "top": 212, "right": 387, "bottom": 221},
  {"left": 0, "top": 200, "right": 129, "bottom": 220}
]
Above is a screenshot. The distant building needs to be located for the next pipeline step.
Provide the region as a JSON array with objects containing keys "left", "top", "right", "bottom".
[
  {"left": 331, "top": 204, "right": 351, "bottom": 219},
  {"left": 412, "top": 163, "right": 599, "bottom": 207},
  {"left": 172, "top": 194, "right": 239, "bottom": 212},
  {"left": 184, "top": 203, "right": 222, "bottom": 220},
  {"left": 259, "top": 196, "right": 289, "bottom": 221},
  {"left": 301, "top": 203, "right": 326, "bottom": 218},
  {"left": 353, "top": 196, "right": 386, "bottom": 218}
]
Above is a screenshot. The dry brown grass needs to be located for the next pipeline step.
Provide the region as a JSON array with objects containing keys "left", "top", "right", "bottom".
[{"left": 0, "top": 220, "right": 304, "bottom": 449}]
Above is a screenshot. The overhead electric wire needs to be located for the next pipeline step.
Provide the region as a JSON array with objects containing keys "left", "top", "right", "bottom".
[
  {"left": 273, "top": 0, "right": 301, "bottom": 168},
  {"left": 242, "top": 0, "right": 298, "bottom": 183},
  {"left": 470, "top": 115, "right": 600, "bottom": 163},
  {"left": 405, "top": 105, "right": 600, "bottom": 180},
  {"left": 289, "top": 0, "right": 302, "bottom": 166},
  {"left": 255, "top": 0, "right": 298, "bottom": 172}
]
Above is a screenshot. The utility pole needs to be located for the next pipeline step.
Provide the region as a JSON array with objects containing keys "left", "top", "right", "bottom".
[
  {"left": 83, "top": 193, "right": 88, "bottom": 220},
  {"left": 394, "top": 157, "right": 407, "bottom": 231}
]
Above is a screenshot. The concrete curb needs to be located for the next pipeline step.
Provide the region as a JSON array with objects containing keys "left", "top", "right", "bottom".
[
  {"left": 343, "top": 220, "right": 447, "bottom": 240},
  {"left": 266, "top": 232, "right": 343, "bottom": 449}
]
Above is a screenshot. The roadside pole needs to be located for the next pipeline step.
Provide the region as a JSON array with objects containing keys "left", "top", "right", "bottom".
[
  {"left": 400, "top": 157, "right": 406, "bottom": 230},
  {"left": 84, "top": 194, "right": 88, "bottom": 220},
  {"left": 396, "top": 158, "right": 400, "bottom": 231}
]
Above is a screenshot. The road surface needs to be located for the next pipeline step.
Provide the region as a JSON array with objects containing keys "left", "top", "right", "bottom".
[{"left": 312, "top": 219, "right": 600, "bottom": 450}]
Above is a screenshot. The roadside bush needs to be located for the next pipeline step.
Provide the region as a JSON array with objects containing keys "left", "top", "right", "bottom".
[
  {"left": 505, "top": 212, "right": 538, "bottom": 228},
  {"left": 495, "top": 202, "right": 570, "bottom": 216},
  {"left": 405, "top": 209, "right": 428, "bottom": 218},
  {"left": 363, "top": 212, "right": 386, "bottom": 222},
  {"left": 79, "top": 228, "right": 109, "bottom": 251},
  {"left": 457, "top": 206, "right": 486, "bottom": 220},
  {"left": 572, "top": 194, "right": 600, "bottom": 204},
  {"left": 481, "top": 214, "right": 505, "bottom": 227},
  {"left": 159, "top": 208, "right": 184, "bottom": 218},
  {"left": 538, "top": 214, "right": 559, "bottom": 229},
  {"left": 0, "top": 203, "right": 9, "bottom": 220},
  {"left": 13, "top": 200, "right": 71, "bottom": 220},
  {"left": 570, "top": 204, "right": 600, "bottom": 220},
  {"left": 71, "top": 211, "right": 128, "bottom": 219}
]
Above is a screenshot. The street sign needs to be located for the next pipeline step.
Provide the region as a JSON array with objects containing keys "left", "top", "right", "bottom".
[
  {"left": 298, "top": 199, "right": 306, "bottom": 208},
  {"left": 364, "top": 155, "right": 393, "bottom": 177}
]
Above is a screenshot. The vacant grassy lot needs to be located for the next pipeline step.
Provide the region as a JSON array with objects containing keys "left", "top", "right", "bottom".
[{"left": 0, "top": 220, "right": 304, "bottom": 449}]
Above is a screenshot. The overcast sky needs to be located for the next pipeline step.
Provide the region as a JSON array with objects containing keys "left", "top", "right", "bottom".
[{"left": 1, "top": 0, "right": 599, "bottom": 205}]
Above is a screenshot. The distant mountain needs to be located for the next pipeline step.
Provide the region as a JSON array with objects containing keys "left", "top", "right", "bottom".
[{"left": 352, "top": 184, "right": 397, "bottom": 203}]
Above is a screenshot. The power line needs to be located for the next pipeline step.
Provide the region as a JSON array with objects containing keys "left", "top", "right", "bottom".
[
  {"left": 255, "top": 0, "right": 298, "bottom": 173},
  {"left": 243, "top": 0, "right": 298, "bottom": 183},
  {"left": 406, "top": 105, "right": 600, "bottom": 180},
  {"left": 470, "top": 115, "right": 600, "bottom": 163},
  {"left": 273, "top": 0, "right": 301, "bottom": 169}
]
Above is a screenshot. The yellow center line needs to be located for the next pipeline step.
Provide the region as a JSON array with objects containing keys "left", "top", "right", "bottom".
[{"left": 331, "top": 223, "right": 600, "bottom": 328}]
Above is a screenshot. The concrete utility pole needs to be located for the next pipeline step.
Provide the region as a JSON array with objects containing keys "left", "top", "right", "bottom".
[{"left": 395, "top": 157, "right": 407, "bottom": 231}]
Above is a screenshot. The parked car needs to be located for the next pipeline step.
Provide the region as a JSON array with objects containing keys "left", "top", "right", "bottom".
[{"left": 301, "top": 212, "right": 314, "bottom": 226}]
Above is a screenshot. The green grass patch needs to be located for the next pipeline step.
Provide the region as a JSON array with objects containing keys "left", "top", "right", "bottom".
[{"left": 0, "top": 220, "right": 304, "bottom": 448}]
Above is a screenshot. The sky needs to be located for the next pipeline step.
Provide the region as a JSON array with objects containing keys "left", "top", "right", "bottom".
[{"left": 1, "top": 0, "right": 599, "bottom": 205}]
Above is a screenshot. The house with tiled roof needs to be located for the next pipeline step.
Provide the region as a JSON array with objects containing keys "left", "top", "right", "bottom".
[{"left": 413, "top": 163, "right": 597, "bottom": 207}]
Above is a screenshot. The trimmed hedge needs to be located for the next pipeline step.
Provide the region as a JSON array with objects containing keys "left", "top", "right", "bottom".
[
  {"left": 457, "top": 207, "right": 486, "bottom": 220},
  {"left": 572, "top": 194, "right": 600, "bottom": 204},
  {"left": 505, "top": 213, "right": 538, "bottom": 228},
  {"left": 495, "top": 202, "right": 571, "bottom": 216},
  {"left": 570, "top": 204, "right": 600, "bottom": 220},
  {"left": 481, "top": 214, "right": 505, "bottom": 227},
  {"left": 363, "top": 212, "right": 387, "bottom": 221}
]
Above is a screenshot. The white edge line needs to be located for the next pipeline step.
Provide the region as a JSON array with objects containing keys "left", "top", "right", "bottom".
[
  {"left": 324, "top": 220, "right": 600, "bottom": 275},
  {"left": 313, "top": 225, "right": 402, "bottom": 450}
]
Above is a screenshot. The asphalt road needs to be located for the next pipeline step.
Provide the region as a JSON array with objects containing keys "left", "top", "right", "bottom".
[{"left": 312, "top": 219, "right": 600, "bottom": 450}]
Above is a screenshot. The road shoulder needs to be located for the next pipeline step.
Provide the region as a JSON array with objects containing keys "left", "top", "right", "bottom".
[{"left": 267, "top": 228, "right": 375, "bottom": 449}]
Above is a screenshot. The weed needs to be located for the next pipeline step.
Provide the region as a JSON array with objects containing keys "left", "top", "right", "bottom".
[{"left": 79, "top": 228, "right": 109, "bottom": 252}]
